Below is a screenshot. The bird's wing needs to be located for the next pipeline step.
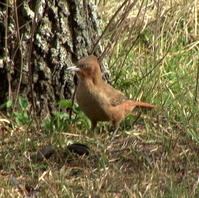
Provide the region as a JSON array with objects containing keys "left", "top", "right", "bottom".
[{"left": 100, "top": 82, "right": 127, "bottom": 106}]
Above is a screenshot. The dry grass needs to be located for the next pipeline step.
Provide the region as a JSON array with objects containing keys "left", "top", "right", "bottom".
[{"left": 0, "top": 111, "right": 199, "bottom": 197}]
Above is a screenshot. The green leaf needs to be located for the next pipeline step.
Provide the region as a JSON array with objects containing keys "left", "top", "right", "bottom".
[
  {"left": 6, "top": 100, "right": 13, "bottom": 108},
  {"left": 18, "top": 96, "right": 29, "bottom": 111},
  {"left": 0, "top": 100, "right": 12, "bottom": 110},
  {"left": 58, "top": 100, "right": 73, "bottom": 108},
  {"left": 52, "top": 111, "right": 69, "bottom": 119},
  {"left": 127, "top": 114, "right": 135, "bottom": 119}
]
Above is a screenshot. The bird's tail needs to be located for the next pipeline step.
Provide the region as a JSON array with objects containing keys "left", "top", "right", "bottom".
[
  {"left": 123, "top": 100, "right": 156, "bottom": 115},
  {"left": 128, "top": 101, "right": 156, "bottom": 109}
]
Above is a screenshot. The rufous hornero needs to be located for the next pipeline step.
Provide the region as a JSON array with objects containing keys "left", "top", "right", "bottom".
[{"left": 67, "top": 55, "right": 156, "bottom": 132}]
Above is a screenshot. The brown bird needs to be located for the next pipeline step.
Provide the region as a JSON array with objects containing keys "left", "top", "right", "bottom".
[{"left": 67, "top": 55, "right": 156, "bottom": 132}]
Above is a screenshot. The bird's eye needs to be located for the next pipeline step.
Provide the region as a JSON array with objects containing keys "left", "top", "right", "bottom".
[{"left": 79, "top": 64, "right": 87, "bottom": 69}]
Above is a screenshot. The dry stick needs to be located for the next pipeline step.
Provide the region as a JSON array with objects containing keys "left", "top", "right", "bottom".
[
  {"left": 113, "top": 0, "right": 147, "bottom": 84},
  {"left": 126, "top": 0, "right": 147, "bottom": 43},
  {"left": 138, "top": 48, "right": 170, "bottom": 82},
  {"left": 134, "top": 25, "right": 172, "bottom": 84},
  {"left": 12, "top": 37, "right": 24, "bottom": 115},
  {"left": 153, "top": 0, "right": 161, "bottom": 60},
  {"left": 6, "top": 20, "right": 32, "bottom": 40},
  {"left": 91, "top": 0, "right": 129, "bottom": 56},
  {"left": 0, "top": 1, "right": 13, "bottom": 8},
  {"left": 97, "top": 9, "right": 128, "bottom": 69},
  {"left": 112, "top": 34, "right": 139, "bottom": 84},
  {"left": 12, "top": 0, "right": 24, "bottom": 115},
  {"left": 101, "top": 0, "right": 138, "bottom": 57},
  {"left": 69, "top": 75, "right": 78, "bottom": 119},
  {"left": 27, "top": 13, "right": 39, "bottom": 129},
  {"left": 5, "top": 0, "right": 12, "bottom": 101},
  {"left": 113, "top": 1, "right": 177, "bottom": 86},
  {"left": 141, "top": 0, "right": 161, "bottom": 98},
  {"left": 69, "top": 86, "right": 77, "bottom": 120},
  {"left": 131, "top": 112, "right": 142, "bottom": 127},
  {"left": 138, "top": 5, "right": 186, "bottom": 88},
  {"left": 100, "top": 0, "right": 139, "bottom": 60},
  {"left": 14, "top": 0, "right": 28, "bottom": 41},
  {"left": 194, "top": 60, "right": 199, "bottom": 103}
]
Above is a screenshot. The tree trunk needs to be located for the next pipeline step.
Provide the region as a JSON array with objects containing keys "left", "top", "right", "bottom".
[{"left": 0, "top": 0, "right": 105, "bottom": 117}]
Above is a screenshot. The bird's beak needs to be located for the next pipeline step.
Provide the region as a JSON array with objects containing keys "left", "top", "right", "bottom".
[{"left": 67, "top": 66, "right": 81, "bottom": 72}]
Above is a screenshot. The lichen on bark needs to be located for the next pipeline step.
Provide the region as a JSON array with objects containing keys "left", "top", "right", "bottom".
[{"left": 0, "top": 0, "right": 105, "bottom": 117}]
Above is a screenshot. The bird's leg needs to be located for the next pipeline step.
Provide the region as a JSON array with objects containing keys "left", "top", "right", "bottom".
[
  {"left": 90, "top": 120, "right": 98, "bottom": 137},
  {"left": 110, "top": 120, "right": 120, "bottom": 140},
  {"left": 91, "top": 120, "right": 97, "bottom": 131}
]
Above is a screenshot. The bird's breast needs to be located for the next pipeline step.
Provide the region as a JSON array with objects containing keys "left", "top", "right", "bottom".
[{"left": 76, "top": 81, "right": 110, "bottom": 121}]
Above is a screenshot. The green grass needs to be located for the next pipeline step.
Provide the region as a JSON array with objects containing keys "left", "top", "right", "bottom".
[{"left": 0, "top": 0, "right": 199, "bottom": 197}]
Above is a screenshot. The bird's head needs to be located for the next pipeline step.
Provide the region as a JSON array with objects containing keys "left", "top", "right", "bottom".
[{"left": 67, "top": 55, "right": 102, "bottom": 84}]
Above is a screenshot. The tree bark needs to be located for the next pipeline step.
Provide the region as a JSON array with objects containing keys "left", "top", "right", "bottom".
[{"left": 0, "top": 0, "right": 105, "bottom": 117}]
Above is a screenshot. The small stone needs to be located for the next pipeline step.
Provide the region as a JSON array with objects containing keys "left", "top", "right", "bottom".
[
  {"left": 32, "top": 144, "right": 55, "bottom": 162},
  {"left": 66, "top": 143, "right": 90, "bottom": 156}
]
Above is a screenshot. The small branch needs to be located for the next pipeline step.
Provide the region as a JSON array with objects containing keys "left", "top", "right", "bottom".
[
  {"left": 100, "top": 0, "right": 139, "bottom": 61},
  {"left": 27, "top": 10, "right": 39, "bottom": 129},
  {"left": 69, "top": 75, "right": 78, "bottom": 119},
  {"left": 12, "top": 0, "right": 24, "bottom": 115},
  {"left": 113, "top": 0, "right": 147, "bottom": 84},
  {"left": 91, "top": 0, "right": 129, "bottom": 56},
  {"left": 137, "top": 47, "right": 170, "bottom": 82},
  {"left": 5, "top": 0, "right": 12, "bottom": 101},
  {"left": 131, "top": 112, "right": 142, "bottom": 127}
]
